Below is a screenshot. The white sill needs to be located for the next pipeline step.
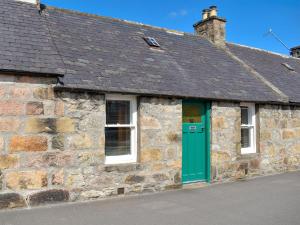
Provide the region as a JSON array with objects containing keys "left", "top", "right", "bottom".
[
  {"left": 105, "top": 155, "right": 137, "bottom": 165},
  {"left": 241, "top": 147, "right": 256, "bottom": 155}
]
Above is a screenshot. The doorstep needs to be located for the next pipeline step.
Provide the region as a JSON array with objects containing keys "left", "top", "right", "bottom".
[{"left": 182, "top": 182, "right": 209, "bottom": 190}]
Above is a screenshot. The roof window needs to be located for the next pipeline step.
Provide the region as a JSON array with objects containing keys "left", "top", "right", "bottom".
[
  {"left": 144, "top": 37, "right": 160, "bottom": 47},
  {"left": 281, "top": 63, "right": 295, "bottom": 71}
]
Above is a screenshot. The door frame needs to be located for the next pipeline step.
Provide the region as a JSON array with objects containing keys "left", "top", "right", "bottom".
[{"left": 182, "top": 99, "right": 211, "bottom": 183}]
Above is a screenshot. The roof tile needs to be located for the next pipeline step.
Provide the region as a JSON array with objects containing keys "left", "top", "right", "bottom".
[{"left": 44, "top": 7, "right": 283, "bottom": 102}]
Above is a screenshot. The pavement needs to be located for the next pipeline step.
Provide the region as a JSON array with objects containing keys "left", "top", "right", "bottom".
[{"left": 1, "top": 171, "right": 300, "bottom": 225}]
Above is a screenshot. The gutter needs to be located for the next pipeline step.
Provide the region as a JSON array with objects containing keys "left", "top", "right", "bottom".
[
  {"left": 0, "top": 69, "right": 63, "bottom": 77},
  {"left": 53, "top": 85, "right": 290, "bottom": 105}
]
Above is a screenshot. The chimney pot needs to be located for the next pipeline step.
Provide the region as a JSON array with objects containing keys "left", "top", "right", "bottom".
[
  {"left": 202, "top": 9, "right": 209, "bottom": 20},
  {"left": 209, "top": 6, "right": 218, "bottom": 17}
]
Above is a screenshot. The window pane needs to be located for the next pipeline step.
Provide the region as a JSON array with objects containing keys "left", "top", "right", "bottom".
[
  {"left": 106, "top": 100, "right": 130, "bottom": 124},
  {"left": 241, "top": 128, "right": 250, "bottom": 148},
  {"left": 241, "top": 107, "right": 249, "bottom": 125},
  {"left": 105, "top": 127, "right": 131, "bottom": 156},
  {"left": 183, "top": 105, "right": 201, "bottom": 123}
]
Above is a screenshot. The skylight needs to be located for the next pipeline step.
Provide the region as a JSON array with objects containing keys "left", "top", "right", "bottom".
[
  {"left": 281, "top": 63, "right": 295, "bottom": 72},
  {"left": 144, "top": 37, "right": 160, "bottom": 47}
]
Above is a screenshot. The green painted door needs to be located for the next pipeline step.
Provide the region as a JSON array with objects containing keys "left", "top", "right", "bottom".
[{"left": 182, "top": 100, "right": 210, "bottom": 183}]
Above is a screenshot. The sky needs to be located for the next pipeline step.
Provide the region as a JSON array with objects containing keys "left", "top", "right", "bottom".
[{"left": 42, "top": 0, "right": 300, "bottom": 55}]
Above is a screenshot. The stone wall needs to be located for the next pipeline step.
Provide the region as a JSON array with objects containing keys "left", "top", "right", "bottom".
[
  {"left": 211, "top": 102, "right": 300, "bottom": 182},
  {"left": 259, "top": 105, "right": 300, "bottom": 173},
  {"left": 0, "top": 75, "right": 71, "bottom": 209},
  {"left": 60, "top": 96, "right": 182, "bottom": 200},
  {"left": 0, "top": 75, "right": 182, "bottom": 209},
  {"left": 139, "top": 98, "right": 182, "bottom": 191},
  {"left": 211, "top": 102, "right": 242, "bottom": 181},
  {"left": 1, "top": 74, "right": 300, "bottom": 210}
]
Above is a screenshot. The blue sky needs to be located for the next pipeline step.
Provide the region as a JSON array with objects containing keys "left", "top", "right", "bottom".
[{"left": 42, "top": 0, "right": 300, "bottom": 55}]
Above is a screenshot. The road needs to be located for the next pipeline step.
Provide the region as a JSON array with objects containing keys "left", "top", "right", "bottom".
[{"left": 1, "top": 171, "right": 300, "bottom": 225}]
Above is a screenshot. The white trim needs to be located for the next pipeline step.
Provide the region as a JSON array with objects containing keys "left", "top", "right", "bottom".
[
  {"left": 240, "top": 103, "right": 256, "bottom": 154},
  {"left": 105, "top": 94, "right": 137, "bottom": 164}
]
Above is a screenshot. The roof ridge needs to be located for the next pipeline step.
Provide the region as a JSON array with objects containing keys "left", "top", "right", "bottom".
[
  {"left": 43, "top": 4, "right": 299, "bottom": 61},
  {"left": 227, "top": 42, "right": 300, "bottom": 61},
  {"left": 43, "top": 5, "right": 195, "bottom": 38}
]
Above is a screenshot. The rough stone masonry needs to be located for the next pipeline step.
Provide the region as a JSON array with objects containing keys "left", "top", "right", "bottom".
[
  {"left": 211, "top": 102, "right": 300, "bottom": 181},
  {"left": 0, "top": 75, "right": 300, "bottom": 210},
  {"left": 0, "top": 74, "right": 182, "bottom": 209}
]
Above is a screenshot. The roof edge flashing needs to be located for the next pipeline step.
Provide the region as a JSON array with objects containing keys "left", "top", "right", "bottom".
[
  {"left": 43, "top": 5, "right": 195, "bottom": 38},
  {"left": 15, "top": 0, "right": 39, "bottom": 5}
]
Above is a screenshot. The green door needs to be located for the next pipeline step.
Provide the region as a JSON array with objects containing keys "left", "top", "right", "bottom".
[{"left": 182, "top": 100, "right": 210, "bottom": 183}]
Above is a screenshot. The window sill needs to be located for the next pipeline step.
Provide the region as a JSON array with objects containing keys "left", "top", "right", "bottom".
[
  {"left": 238, "top": 153, "right": 260, "bottom": 160},
  {"left": 104, "top": 163, "right": 141, "bottom": 173},
  {"left": 105, "top": 155, "right": 137, "bottom": 165}
]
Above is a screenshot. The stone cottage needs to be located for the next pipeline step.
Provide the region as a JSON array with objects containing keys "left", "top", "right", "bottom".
[{"left": 0, "top": 0, "right": 300, "bottom": 209}]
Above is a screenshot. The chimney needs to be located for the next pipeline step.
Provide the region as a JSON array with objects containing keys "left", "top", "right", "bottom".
[
  {"left": 193, "top": 6, "right": 226, "bottom": 47},
  {"left": 290, "top": 46, "right": 300, "bottom": 58}
]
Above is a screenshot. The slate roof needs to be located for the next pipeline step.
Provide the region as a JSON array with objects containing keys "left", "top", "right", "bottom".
[
  {"left": 0, "top": 0, "right": 64, "bottom": 75},
  {"left": 43, "top": 6, "right": 283, "bottom": 103},
  {"left": 1, "top": 1, "right": 300, "bottom": 103},
  {"left": 228, "top": 43, "right": 300, "bottom": 103}
]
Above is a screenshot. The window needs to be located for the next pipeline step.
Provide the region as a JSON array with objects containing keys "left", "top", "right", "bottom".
[
  {"left": 240, "top": 103, "right": 256, "bottom": 154},
  {"left": 183, "top": 104, "right": 201, "bottom": 123},
  {"left": 144, "top": 37, "right": 160, "bottom": 47},
  {"left": 105, "top": 94, "right": 137, "bottom": 164}
]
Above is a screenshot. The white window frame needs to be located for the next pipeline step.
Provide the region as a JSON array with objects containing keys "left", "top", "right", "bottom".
[
  {"left": 240, "top": 103, "right": 256, "bottom": 154},
  {"left": 105, "top": 94, "right": 137, "bottom": 164}
]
